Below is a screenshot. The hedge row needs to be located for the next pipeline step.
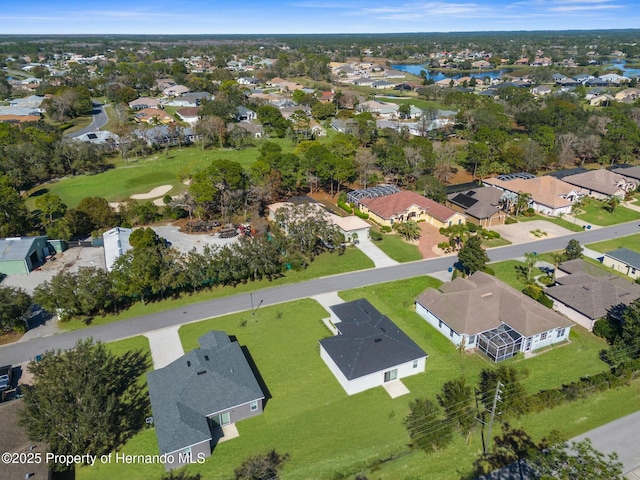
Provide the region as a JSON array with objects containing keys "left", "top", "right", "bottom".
[{"left": 338, "top": 201, "right": 353, "bottom": 214}]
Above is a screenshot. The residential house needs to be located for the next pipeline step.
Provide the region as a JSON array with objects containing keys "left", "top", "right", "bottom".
[
  {"left": 384, "top": 69, "right": 407, "bottom": 78},
  {"left": 8, "top": 94, "right": 45, "bottom": 109},
  {"left": 531, "top": 85, "right": 552, "bottom": 96},
  {"left": 135, "top": 108, "right": 174, "bottom": 124},
  {"left": 319, "top": 299, "right": 427, "bottom": 395},
  {"left": 163, "top": 84, "right": 190, "bottom": 97},
  {"left": 358, "top": 190, "right": 466, "bottom": 228},
  {"left": 357, "top": 100, "right": 398, "bottom": 118},
  {"left": 0, "top": 236, "right": 51, "bottom": 275},
  {"left": 237, "top": 77, "right": 259, "bottom": 86},
  {"left": 599, "top": 73, "right": 630, "bottom": 84},
  {"left": 129, "top": 97, "right": 161, "bottom": 110},
  {"left": 228, "top": 122, "right": 264, "bottom": 139},
  {"left": 415, "top": 272, "right": 573, "bottom": 362},
  {"left": 352, "top": 78, "right": 374, "bottom": 87},
  {"left": 546, "top": 259, "right": 640, "bottom": 330},
  {"left": 602, "top": 248, "right": 640, "bottom": 280},
  {"left": 103, "top": 227, "right": 132, "bottom": 272},
  {"left": 615, "top": 88, "right": 640, "bottom": 102},
  {"left": 236, "top": 106, "right": 257, "bottom": 122},
  {"left": 72, "top": 130, "right": 119, "bottom": 147},
  {"left": 471, "top": 60, "right": 492, "bottom": 69},
  {"left": 561, "top": 169, "right": 636, "bottom": 200},
  {"left": 482, "top": 175, "right": 583, "bottom": 216},
  {"left": 611, "top": 165, "right": 640, "bottom": 182},
  {"left": 176, "top": 107, "right": 200, "bottom": 125},
  {"left": 147, "top": 331, "right": 265, "bottom": 470},
  {"left": 446, "top": 186, "right": 507, "bottom": 227},
  {"left": 330, "top": 118, "right": 357, "bottom": 134},
  {"left": 371, "top": 80, "right": 396, "bottom": 90},
  {"left": 163, "top": 92, "right": 211, "bottom": 108},
  {"left": 135, "top": 125, "right": 198, "bottom": 147}
]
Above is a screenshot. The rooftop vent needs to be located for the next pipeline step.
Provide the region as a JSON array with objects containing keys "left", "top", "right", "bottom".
[
  {"left": 481, "top": 292, "right": 493, "bottom": 298},
  {"left": 186, "top": 361, "right": 191, "bottom": 367},
  {"left": 197, "top": 370, "right": 207, "bottom": 376},
  {"left": 374, "top": 338, "right": 382, "bottom": 343},
  {"left": 204, "top": 355, "right": 209, "bottom": 361}
]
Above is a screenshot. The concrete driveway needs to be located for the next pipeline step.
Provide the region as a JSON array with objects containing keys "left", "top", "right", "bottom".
[{"left": 490, "top": 220, "right": 575, "bottom": 245}]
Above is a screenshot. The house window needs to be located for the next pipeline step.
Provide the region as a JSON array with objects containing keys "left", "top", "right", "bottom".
[
  {"left": 450, "top": 328, "right": 454, "bottom": 338},
  {"left": 181, "top": 446, "right": 192, "bottom": 456},
  {"left": 250, "top": 400, "right": 258, "bottom": 412},
  {"left": 540, "top": 332, "right": 547, "bottom": 340},
  {"left": 438, "top": 320, "right": 443, "bottom": 328},
  {"left": 412, "top": 359, "right": 419, "bottom": 369},
  {"left": 468, "top": 335, "right": 475, "bottom": 345},
  {"left": 557, "top": 328, "right": 566, "bottom": 338},
  {"left": 458, "top": 219, "right": 462, "bottom": 225}
]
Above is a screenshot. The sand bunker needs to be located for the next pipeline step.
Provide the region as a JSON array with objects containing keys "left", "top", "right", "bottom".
[{"left": 130, "top": 185, "right": 173, "bottom": 200}]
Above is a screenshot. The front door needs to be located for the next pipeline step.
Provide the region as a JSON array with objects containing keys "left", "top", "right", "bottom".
[
  {"left": 525, "top": 338, "right": 532, "bottom": 351},
  {"left": 384, "top": 369, "right": 398, "bottom": 383}
]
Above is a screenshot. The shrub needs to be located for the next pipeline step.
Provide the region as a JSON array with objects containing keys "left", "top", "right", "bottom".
[
  {"left": 380, "top": 225, "right": 392, "bottom": 233},
  {"left": 369, "top": 230, "right": 383, "bottom": 241},
  {"left": 467, "top": 223, "right": 478, "bottom": 233},
  {"left": 337, "top": 201, "right": 353, "bottom": 214},
  {"left": 354, "top": 209, "right": 369, "bottom": 220},
  {"left": 593, "top": 317, "right": 623, "bottom": 344},
  {"left": 337, "top": 191, "right": 347, "bottom": 203},
  {"left": 505, "top": 216, "right": 518, "bottom": 224},
  {"left": 437, "top": 242, "right": 450, "bottom": 250},
  {"left": 523, "top": 207, "right": 536, "bottom": 216}
]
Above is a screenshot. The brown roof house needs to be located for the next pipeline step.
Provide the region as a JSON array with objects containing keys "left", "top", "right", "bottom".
[
  {"left": 546, "top": 259, "right": 640, "bottom": 331},
  {"left": 446, "top": 186, "right": 507, "bottom": 227},
  {"left": 358, "top": 190, "right": 466, "bottom": 229},
  {"left": 415, "top": 272, "right": 573, "bottom": 362},
  {"left": 561, "top": 169, "right": 636, "bottom": 200},
  {"left": 483, "top": 175, "right": 583, "bottom": 217}
]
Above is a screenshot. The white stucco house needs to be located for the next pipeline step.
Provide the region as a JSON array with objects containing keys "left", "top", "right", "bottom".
[
  {"left": 319, "top": 299, "right": 427, "bottom": 395},
  {"left": 102, "top": 226, "right": 132, "bottom": 272},
  {"left": 415, "top": 272, "right": 573, "bottom": 362}
]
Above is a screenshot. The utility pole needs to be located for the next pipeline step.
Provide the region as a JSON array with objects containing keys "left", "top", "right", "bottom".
[{"left": 485, "top": 381, "right": 503, "bottom": 454}]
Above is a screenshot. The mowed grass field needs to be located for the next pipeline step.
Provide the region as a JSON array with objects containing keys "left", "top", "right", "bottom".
[
  {"left": 76, "top": 276, "right": 621, "bottom": 480},
  {"left": 26, "top": 139, "right": 296, "bottom": 208}
]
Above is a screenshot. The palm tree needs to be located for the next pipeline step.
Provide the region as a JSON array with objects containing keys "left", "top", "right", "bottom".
[
  {"left": 607, "top": 195, "right": 621, "bottom": 214},
  {"left": 551, "top": 252, "right": 565, "bottom": 283},
  {"left": 395, "top": 221, "right": 421, "bottom": 241},
  {"left": 515, "top": 192, "right": 532, "bottom": 217}
]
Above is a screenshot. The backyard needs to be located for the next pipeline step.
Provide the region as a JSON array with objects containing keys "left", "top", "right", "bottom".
[{"left": 74, "top": 274, "right": 624, "bottom": 480}]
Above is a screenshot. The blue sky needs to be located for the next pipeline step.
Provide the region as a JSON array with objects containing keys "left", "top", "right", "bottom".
[{"left": 3, "top": 0, "right": 640, "bottom": 34}]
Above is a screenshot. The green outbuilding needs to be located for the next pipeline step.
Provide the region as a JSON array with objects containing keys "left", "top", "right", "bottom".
[{"left": 0, "top": 236, "right": 51, "bottom": 275}]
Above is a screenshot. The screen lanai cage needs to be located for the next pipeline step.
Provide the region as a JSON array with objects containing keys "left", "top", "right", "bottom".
[
  {"left": 347, "top": 185, "right": 401, "bottom": 206},
  {"left": 476, "top": 324, "right": 523, "bottom": 362}
]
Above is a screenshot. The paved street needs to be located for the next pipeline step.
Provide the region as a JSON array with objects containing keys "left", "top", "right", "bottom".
[
  {"left": 67, "top": 102, "right": 108, "bottom": 138},
  {"left": 1, "top": 220, "right": 638, "bottom": 366}
]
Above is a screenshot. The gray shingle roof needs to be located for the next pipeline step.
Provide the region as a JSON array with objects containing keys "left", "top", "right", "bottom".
[
  {"left": 320, "top": 299, "right": 427, "bottom": 380},
  {"left": 546, "top": 259, "right": 640, "bottom": 320},
  {"left": 146, "top": 331, "right": 264, "bottom": 455},
  {"left": 605, "top": 248, "right": 640, "bottom": 270},
  {"left": 415, "top": 271, "right": 573, "bottom": 337}
]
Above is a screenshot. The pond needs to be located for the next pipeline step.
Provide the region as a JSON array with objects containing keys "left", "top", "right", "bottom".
[
  {"left": 604, "top": 59, "right": 640, "bottom": 77},
  {"left": 392, "top": 63, "right": 512, "bottom": 82}
]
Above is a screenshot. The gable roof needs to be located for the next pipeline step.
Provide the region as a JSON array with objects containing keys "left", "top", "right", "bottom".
[
  {"left": 360, "top": 191, "right": 458, "bottom": 222},
  {"left": 611, "top": 165, "right": 640, "bottom": 181},
  {"left": 320, "top": 299, "right": 427, "bottom": 380},
  {"left": 147, "top": 331, "right": 264, "bottom": 455},
  {"left": 415, "top": 271, "right": 573, "bottom": 337},
  {"left": 448, "top": 187, "right": 504, "bottom": 220},
  {"left": 546, "top": 259, "right": 640, "bottom": 320},
  {"left": 0, "top": 236, "right": 47, "bottom": 262}
]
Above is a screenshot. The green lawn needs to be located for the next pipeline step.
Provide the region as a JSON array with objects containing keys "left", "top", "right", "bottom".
[
  {"left": 77, "top": 277, "right": 617, "bottom": 480},
  {"left": 587, "top": 233, "right": 640, "bottom": 254},
  {"left": 489, "top": 259, "right": 544, "bottom": 291},
  {"left": 516, "top": 214, "right": 585, "bottom": 232},
  {"left": 483, "top": 236, "right": 512, "bottom": 248},
  {"left": 575, "top": 199, "right": 640, "bottom": 226},
  {"left": 26, "top": 141, "right": 290, "bottom": 208},
  {"left": 60, "top": 246, "right": 374, "bottom": 331},
  {"left": 373, "top": 233, "right": 423, "bottom": 262}
]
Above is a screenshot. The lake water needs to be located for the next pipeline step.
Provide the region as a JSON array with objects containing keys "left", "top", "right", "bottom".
[
  {"left": 392, "top": 64, "right": 511, "bottom": 82},
  {"left": 605, "top": 59, "right": 640, "bottom": 77}
]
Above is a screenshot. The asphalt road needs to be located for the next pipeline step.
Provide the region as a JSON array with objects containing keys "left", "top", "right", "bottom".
[
  {"left": 572, "top": 410, "right": 640, "bottom": 474},
  {"left": 0, "top": 220, "right": 638, "bottom": 366},
  {"left": 67, "top": 102, "right": 108, "bottom": 138}
]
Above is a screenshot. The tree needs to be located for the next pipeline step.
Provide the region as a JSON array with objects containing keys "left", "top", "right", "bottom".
[
  {"left": 19, "top": 339, "right": 148, "bottom": 470},
  {"left": 436, "top": 376, "right": 476, "bottom": 433},
  {"left": 515, "top": 192, "right": 532, "bottom": 217},
  {"left": 458, "top": 236, "right": 489, "bottom": 275},
  {"left": 607, "top": 195, "right": 621, "bottom": 213},
  {"left": 533, "top": 437, "right": 623, "bottom": 480},
  {"left": 523, "top": 252, "right": 538, "bottom": 283},
  {"left": 0, "top": 286, "right": 31, "bottom": 333},
  {"left": 234, "top": 450, "right": 290, "bottom": 480},
  {"left": 604, "top": 297, "right": 640, "bottom": 364},
  {"left": 0, "top": 174, "right": 30, "bottom": 237},
  {"left": 395, "top": 220, "right": 421, "bottom": 241},
  {"left": 564, "top": 238, "right": 583, "bottom": 260},
  {"left": 404, "top": 397, "right": 453, "bottom": 452},
  {"left": 35, "top": 192, "right": 67, "bottom": 226},
  {"left": 478, "top": 365, "right": 529, "bottom": 419}
]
